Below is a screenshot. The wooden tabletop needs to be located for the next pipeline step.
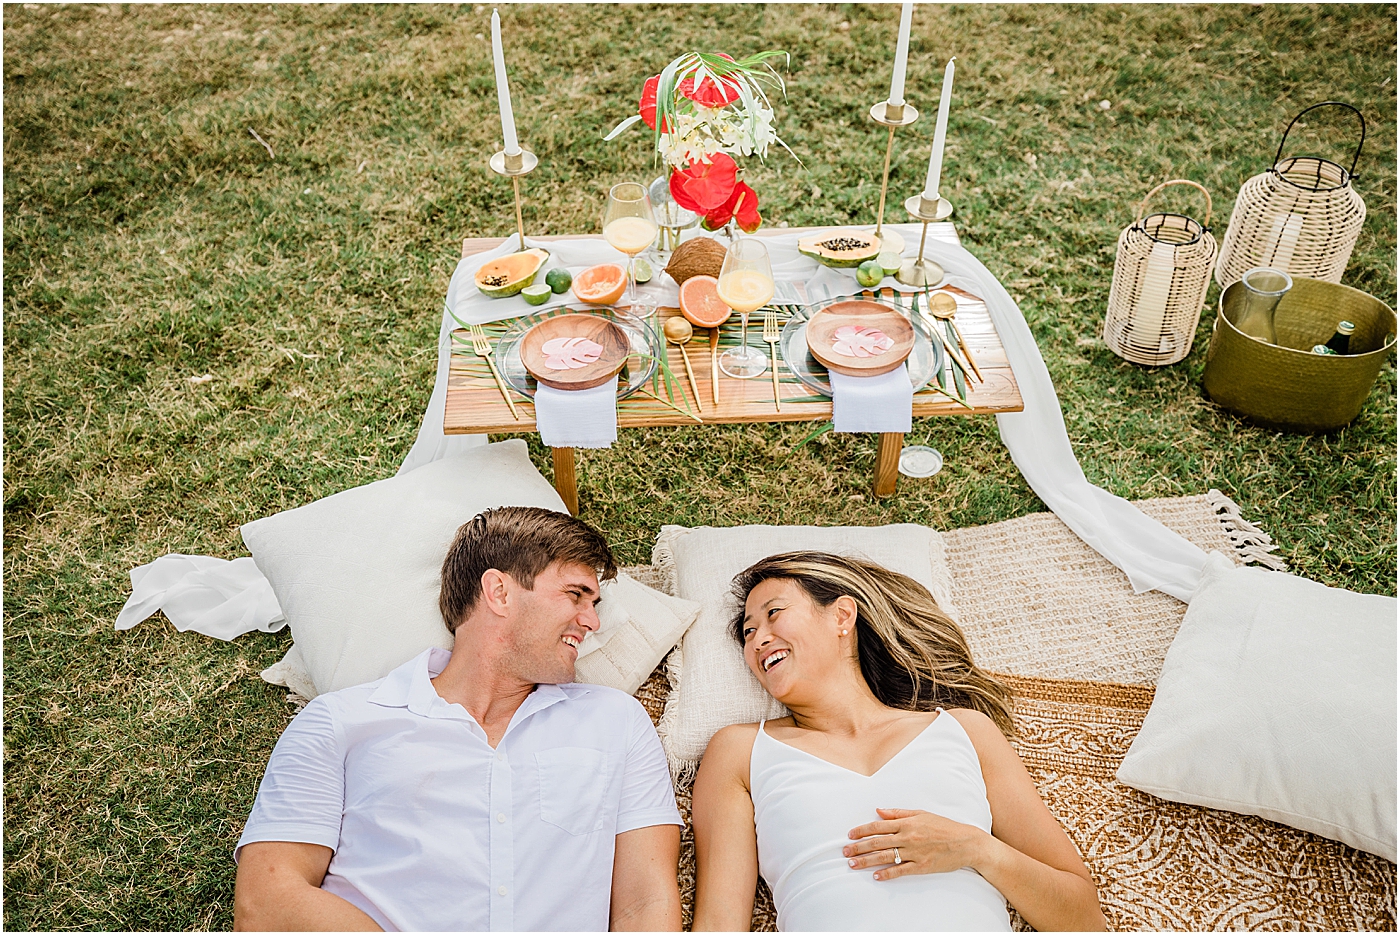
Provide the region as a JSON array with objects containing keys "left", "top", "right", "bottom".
[{"left": 444, "top": 226, "right": 1023, "bottom": 434}]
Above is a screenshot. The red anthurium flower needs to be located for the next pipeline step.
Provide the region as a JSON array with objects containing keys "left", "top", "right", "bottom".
[
  {"left": 678, "top": 55, "right": 741, "bottom": 108},
  {"left": 701, "top": 181, "right": 762, "bottom": 233},
  {"left": 669, "top": 152, "right": 738, "bottom": 212},
  {"left": 639, "top": 75, "right": 663, "bottom": 131}
]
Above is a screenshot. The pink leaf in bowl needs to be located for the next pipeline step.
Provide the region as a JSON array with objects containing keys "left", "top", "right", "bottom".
[
  {"left": 541, "top": 336, "right": 605, "bottom": 370},
  {"left": 831, "top": 325, "right": 895, "bottom": 359}
]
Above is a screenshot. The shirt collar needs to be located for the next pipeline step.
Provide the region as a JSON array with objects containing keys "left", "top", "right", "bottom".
[{"left": 367, "top": 647, "right": 583, "bottom": 727}]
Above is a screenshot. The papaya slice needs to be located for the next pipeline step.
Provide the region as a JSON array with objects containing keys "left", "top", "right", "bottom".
[
  {"left": 797, "top": 231, "right": 881, "bottom": 269},
  {"left": 475, "top": 247, "right": 550, "bottom": 298}
]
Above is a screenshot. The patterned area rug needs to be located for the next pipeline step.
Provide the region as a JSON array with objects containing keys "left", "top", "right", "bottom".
[{"left": 628, "top": 492, "right": 1397, "bottom": 931}]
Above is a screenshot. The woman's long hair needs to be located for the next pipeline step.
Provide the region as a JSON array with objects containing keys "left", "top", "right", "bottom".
[{"left": 730, "top": 551, "right": 1015, "bottom": 738}]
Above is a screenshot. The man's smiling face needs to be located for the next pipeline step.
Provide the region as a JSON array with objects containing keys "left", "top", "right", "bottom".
[{"left": 507, "top": 560, "right": 602, "bottom": 684}]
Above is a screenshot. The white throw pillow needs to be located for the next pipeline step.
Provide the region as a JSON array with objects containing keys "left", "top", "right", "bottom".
[
  {"left": 245, "top": 440, "right": 697, "bottom": 697},
  {"left": 653, "top": 524, "right": 959, "bottom": 769},
  {"left": 1116, "top": 553, "right": 1397, "bottom": 861}
]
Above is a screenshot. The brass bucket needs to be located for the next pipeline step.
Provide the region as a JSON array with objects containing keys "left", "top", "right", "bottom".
[{"left": 1202, "top": 277, "right": 1395, "bottom": 433}]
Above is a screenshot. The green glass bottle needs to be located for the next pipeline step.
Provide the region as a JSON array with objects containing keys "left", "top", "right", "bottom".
[{"left": 1324, "top": 321, "right": 1355, "bottom": 355}]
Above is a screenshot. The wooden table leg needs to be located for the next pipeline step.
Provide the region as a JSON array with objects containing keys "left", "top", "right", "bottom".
[
  {"left": 552, "top": 447, "right": 579, "bottom": 515},
  {"left": 874, "top": 433, "right": 902, "bottom": 497}
]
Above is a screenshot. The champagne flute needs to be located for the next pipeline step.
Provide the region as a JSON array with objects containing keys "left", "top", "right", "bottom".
[
  {"left": 717, "top": 236, "right": 775, "bottom": 379},
  {"left": 602, "top": 181, "right": 658, "bottom": 319}
]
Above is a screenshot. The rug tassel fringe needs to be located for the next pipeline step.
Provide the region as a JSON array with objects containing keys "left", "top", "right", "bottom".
[{"left": 1207, "top": 489, "right": 1289, "bottom": 571}]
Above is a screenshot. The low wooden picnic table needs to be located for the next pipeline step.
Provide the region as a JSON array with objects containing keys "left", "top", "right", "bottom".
[{"left": 445, "top": 225, "right": 1023, "bottom": 514}]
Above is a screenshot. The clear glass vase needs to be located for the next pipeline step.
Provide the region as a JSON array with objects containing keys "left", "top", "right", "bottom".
[{"left": 1234, "top": 267, "right": 1293, "bottom": 345}]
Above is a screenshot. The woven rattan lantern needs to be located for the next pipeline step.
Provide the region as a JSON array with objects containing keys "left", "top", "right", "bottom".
[
  {"left": 1216, "top": 101, "right": 1367, "bottom": 289},
  {"left": 1104, "top": 180, "right": 1217, "bottom": 366}
]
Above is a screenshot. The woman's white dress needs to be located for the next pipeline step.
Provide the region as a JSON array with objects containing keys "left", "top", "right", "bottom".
[{"left": 750, "top": 711, "right": 1012, "bottom": 932}]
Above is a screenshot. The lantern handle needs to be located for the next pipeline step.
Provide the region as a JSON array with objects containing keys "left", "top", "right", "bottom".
[
  {"left": 1135, "top": 179, "right": 1212, "bottom": 229},
  {"left": 1274, "top": 101, "right": 1365, "bottom": 179}
]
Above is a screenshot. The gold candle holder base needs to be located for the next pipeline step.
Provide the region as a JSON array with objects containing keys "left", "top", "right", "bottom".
[
  {"left": 867, "top": 100, "right": 921, "bottom": 256},
  {"left": 895, "top": 194, "right": 954, "bottom": 286},
  {"left": 489, "top": 148, "right": 539, "bottom": 250}
]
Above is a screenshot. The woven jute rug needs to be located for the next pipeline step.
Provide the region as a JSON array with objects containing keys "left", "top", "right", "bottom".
[{"left": 628, "top": 491, "right": 1397, "bottom": 931}]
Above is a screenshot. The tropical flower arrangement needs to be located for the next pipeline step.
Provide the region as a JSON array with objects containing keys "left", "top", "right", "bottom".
[{"left": 605, "top": 51, "right": 793, "bottom": 233}]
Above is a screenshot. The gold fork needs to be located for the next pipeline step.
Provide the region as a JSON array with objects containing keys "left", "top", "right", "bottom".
[
  {"left": 467, "top": 323, "right": 520, "bottom": 421},
  {"left": 763, "top": 307, "right": 782, "bottom": 412}
]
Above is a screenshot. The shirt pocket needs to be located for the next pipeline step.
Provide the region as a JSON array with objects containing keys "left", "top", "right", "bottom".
[{"left": 536, "top": 747, "right": 611, "bottom": 836}]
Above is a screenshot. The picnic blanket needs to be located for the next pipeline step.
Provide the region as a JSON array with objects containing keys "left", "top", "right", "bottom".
[{"left": 627, "top": 493, "right": 1395, "bottom": 932}]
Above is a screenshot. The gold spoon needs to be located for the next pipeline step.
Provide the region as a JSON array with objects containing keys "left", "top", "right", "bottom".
[
  {"left": 664, "top": 316, "right": 702, "bottom": 412},
  {"left": 927, "top": 292, "right": 983, "bottom": 383}
]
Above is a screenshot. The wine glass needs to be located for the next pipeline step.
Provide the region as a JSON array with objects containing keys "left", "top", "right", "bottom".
[
  {"left": 602, "top": 181, "right": 658, "bottom": 319},
  {"left": 717, "top": 236, "right": 775, "bottom": 379}
]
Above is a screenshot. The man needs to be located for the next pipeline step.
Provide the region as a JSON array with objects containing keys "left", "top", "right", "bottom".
[{"left": 233, "top": 506, "right": 683, "bottom": 931}]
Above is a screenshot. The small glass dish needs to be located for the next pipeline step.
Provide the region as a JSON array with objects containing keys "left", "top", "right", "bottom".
[{"left": 898, "top": 445, "right": 944, "bottom": 478}]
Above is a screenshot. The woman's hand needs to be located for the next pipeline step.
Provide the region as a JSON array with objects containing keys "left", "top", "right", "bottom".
[{"left": 843, "top": 807, "right": 992, "bottom": 881}]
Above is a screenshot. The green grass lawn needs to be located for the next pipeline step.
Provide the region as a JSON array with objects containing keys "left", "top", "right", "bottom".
[{"left": 4, "top": 3, "right": 1395, "bottom": 929}]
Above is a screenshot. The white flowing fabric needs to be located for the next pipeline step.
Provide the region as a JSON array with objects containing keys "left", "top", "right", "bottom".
[{"left": 116, "top": 223, "right": 1208, "bottom": 640}]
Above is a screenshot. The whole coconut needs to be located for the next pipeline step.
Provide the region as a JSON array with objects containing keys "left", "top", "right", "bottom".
[{"left": 663, "top": 237, "right": 727, "bottom": 286}]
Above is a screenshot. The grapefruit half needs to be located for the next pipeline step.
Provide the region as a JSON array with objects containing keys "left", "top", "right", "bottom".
[
  {"left": 679, "top": 275, "right": 731, "bottom": 327},
  {"left": 573, "top": 264, "right": 627, "bottom": 305}
]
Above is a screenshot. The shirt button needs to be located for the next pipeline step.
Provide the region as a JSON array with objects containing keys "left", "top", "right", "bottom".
[
  {"left": 498, "top": 885, "right": 508, "bottom": 896},
  {"left": 496, "top": 752, "right": 505, "bottom": 762},
  {"left": 497, "top": 813, "right": 506, "bottom": 823}
]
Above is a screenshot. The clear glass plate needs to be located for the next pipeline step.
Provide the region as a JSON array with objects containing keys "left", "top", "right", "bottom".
[
  {"left": 495, "top": 307, "right": 658, "bottom": 400},
  {"left": 779, "top": 295, "right": 942, "bottom": 397}
]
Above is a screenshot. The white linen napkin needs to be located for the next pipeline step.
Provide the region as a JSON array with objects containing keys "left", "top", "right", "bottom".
[
  {"left": 829, "top": 364, "right": 913, "bottom": 433},
  {"left": 533, "top": 381, "right": 618, "bottom": 448}
]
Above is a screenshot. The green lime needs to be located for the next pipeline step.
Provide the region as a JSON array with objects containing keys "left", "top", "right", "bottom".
[
  {"left": 545, "top": 268, "right": 573, "bottom": 294},
  {"left": 633, "top": 258, "right": 654, "bottom": 284},
  {"left": 877, "top": 251, "right": 903, "bottom": 276},
  {"left": 521, "top": 283, "right": 552, "bottom": 306},
  {"left": 856, "top": 259, "right": 885, "bottom": 288}
]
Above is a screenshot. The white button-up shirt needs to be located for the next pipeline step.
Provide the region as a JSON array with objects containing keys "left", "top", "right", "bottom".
[{"left": 236, "top": 648, "right": 681, "bottom": 932}]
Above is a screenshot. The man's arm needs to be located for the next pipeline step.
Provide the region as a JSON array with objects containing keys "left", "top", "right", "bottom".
[
  {"left": 234, "top": 842, "right": 381, "bottom": 932},
  {"left": 609, "top": 824, "right": 681, "bottom": 932}
]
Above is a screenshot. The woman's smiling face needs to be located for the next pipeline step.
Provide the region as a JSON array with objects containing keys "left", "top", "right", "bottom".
[{"left": 740, "top": 577, "right": 854, "bottom": 699}]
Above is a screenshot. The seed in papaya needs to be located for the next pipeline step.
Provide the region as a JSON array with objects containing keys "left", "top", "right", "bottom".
[
  {"left": 797, "top": 231, "right": 881, "bottom": 268},
  {"left": 475, "top": 247, "right": 550, "bottom": 298}
]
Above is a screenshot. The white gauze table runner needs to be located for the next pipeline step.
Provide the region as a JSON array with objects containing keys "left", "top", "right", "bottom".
[{"left": 118, "top": 224, "right": 1210, "bottom": 640}]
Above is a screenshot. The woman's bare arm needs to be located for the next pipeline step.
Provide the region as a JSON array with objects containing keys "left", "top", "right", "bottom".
[
  {"left": 690, "top": 723, "right": 761, "bottom": 932},
  {"left": 952, "top": 709, "right": 1106, "bottom": 931}
]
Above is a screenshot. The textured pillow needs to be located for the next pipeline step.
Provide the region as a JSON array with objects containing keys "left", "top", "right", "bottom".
[
  {"left": 246, "top": 440, "right": 697, "bottom": 697},
  {"left": 652, "top": 524, "right": 959, "bottom": 770},
  {"left": 1117, "top": 553, "right": 1397, "bottom": 861},
  {"left": 574, "top": 574, "right": 701, "bottom": 694}
]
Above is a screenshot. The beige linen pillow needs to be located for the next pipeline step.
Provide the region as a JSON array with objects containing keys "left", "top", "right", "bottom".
[
  {"left": 246, "top": 440, "right": 697, "bottom": 698},
  {"left": 1117, "top": 553, "right": 1397, "bottom": 861},
  {"left": 652, "top": 524, "right": 959, "bottom": 770}
]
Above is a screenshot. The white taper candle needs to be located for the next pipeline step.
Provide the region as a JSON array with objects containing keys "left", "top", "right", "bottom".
[
  {"left": 491, "top": 10, "right": 520, "bottom": 156},
  {"left": 922, "top": 57, "right": 956, "bottom": 202},
  {"left": 888, "top": 1, "right": 914, "bottom": 107}
]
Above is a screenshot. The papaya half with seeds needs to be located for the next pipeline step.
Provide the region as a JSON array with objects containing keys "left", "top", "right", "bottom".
[
  {"left": 475, "top": 247, "right": 551, "bottom": 298},
  {"left": 797, "top": 231, "right": 882, "bottom": 269}
]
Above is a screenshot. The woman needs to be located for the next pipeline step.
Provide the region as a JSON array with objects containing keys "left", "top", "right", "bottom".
[{"left": 691, "top": 552, "right": 1106, "bottom": 932}]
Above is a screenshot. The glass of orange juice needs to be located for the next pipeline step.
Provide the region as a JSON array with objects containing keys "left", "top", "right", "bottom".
[
  {"left": 717, "top": 236, "right": 774, "bottom": 379},
  {"left": 602, "top": 182, "right": 659, "bottom": 316}
]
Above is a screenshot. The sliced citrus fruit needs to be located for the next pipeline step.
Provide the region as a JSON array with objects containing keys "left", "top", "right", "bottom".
[
  {"left": 679, "top": 275, "right": 731, "bottom": 327},
  {"left": 573, "top": 264, "right": 627, "bottom": 305}
]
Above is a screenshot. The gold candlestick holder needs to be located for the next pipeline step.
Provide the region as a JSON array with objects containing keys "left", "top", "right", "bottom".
[
  {"left": 867, "top": 100, "right": 920, "bottom": 255},
  {"left": 895, "top": 192, "right": 954, "bottom": 286},
  {"left": 489, "top": 147, "right": 539, "bottom": 250}
]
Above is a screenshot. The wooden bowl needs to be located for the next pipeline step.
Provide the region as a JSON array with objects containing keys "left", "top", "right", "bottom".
[
  {"left": 521, "top": 314, "right": 631, "bottom": 390},
  {"left": 805, "top": 300, "right": 915, "bottom": 377}
]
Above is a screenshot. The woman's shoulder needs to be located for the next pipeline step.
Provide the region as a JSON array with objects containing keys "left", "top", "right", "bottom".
[{"left": 705, "top": 720, "right": 763, "bottom": 755}]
